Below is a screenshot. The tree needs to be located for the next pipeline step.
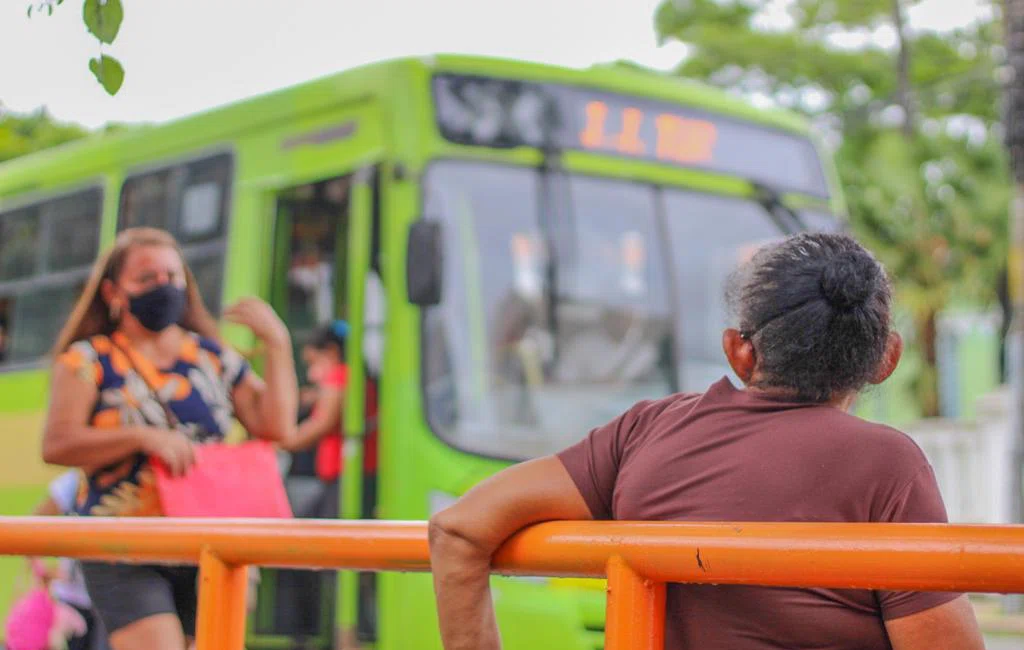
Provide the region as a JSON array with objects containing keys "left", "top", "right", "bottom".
[
  {"left": 27, "top": 0, "right": 125, "bottom": 95},
  {"left": 655, "top": 0, "right": 1009, "bottom": 416},
  {"left": 0, "top": 107, "right": 88, "bottom": 163}
]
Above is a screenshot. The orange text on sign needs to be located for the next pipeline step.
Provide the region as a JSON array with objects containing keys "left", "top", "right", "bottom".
[{"left": 578, "top": 100, "right": 718, "bottom": 164}]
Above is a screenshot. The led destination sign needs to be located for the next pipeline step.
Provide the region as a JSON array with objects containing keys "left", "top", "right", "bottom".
[{"left": 433, "top": 73, "right": 829, "bottom": 198}]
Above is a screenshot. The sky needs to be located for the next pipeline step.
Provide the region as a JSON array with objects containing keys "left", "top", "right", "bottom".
[{"left": 0, "top": 0, "right": 995, "bottom": 129}]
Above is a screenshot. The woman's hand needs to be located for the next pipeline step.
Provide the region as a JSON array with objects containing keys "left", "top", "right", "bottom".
[
  {"left": 138, "top": 428, "right": 196, "bottom": 477},
  {"left": 224, "top": 298, "right": 289, "bottom": 347},
  {"left": 228, "top": 297, "right": 299, "bottom": 445}
]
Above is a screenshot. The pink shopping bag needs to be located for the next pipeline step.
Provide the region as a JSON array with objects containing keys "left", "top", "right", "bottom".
[{"left": 152, "top": 440, "right": 293, "bottom": 519}]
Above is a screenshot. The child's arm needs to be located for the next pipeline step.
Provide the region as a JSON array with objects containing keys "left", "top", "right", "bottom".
[
  {"left": 27, "top": 470, "right": 80, "bottom": 581},
  {"left": 279, "top": 385, "right": 344, "bottom": 452},
  {"left": 32, "top": 495, "right": 61, "bottom": 517}
]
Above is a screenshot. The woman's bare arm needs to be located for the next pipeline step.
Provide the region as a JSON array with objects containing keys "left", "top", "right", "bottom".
[
  {"left": 429, "top": 456, "right": 593, "bottom": 650},
  {"left": 227, "top": 299, "right": 298, "bottom": 444},
  {"left": 43, "top": 362, "right": 196, "bottom": 476},
  {"left": 278, "top": 386, "right": 343, "bottom": 452},
  {"left": 43, "top": 362, "right": 148, "bottom": 470},
  {"left": 32, "top": 495, "right": 61, "bottom": 517},
  {"left": 885, "top": 595, "right": 984, "bottom": 650}
]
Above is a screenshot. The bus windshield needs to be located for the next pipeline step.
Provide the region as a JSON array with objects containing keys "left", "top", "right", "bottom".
[{"left": 421, "top": 160, "right": 831, "bottom": 459}]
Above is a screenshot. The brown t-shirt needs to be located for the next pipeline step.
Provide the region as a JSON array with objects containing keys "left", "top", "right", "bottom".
[{"left": 557, "top": 377, "right": 959, "bottom": 650}]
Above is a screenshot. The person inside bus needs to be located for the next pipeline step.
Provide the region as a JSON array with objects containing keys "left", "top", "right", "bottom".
[
  {"left": 282, "top": 318, "right": 381, "bottom": 506},
  {"left": 41, "top": 227, "right": 299, "bottom": 650},
  {"left": 429, "top": 232, "right": 984, "bottom": 650},
  {"left": 281, "top": 320, "right": 350, "bottom": 511},
  {"left": 279, "top": 319, "right": 381, "bottom": 646},
  {"left": 287, "top": 241, "right": 334, "bottom": 328}
]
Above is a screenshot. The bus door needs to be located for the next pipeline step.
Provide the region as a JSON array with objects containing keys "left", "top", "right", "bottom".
[{"left": 250, "top": 167, "right": 380, "bottom": 650}]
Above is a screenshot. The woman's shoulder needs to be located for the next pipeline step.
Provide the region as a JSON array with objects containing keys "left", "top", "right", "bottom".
[
  {"left": 617, "top": 391, "right": 706, "bottom": 433},
  {"left": 58, "top": 335, "right": 115, "bottom": 364},
  {"left": 55, "top": 335, "right": 117, "bottom": 384},
  {"left": 824, "top": 407, "right": 931, "bottom": 467},
  {"left": 73, "top": 334, "right": 115, "bottom": 353}
]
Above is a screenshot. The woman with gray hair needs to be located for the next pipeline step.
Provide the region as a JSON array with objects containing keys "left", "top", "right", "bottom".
[{"left": 429, "top": 232, "right": 983, "bottom": 650}]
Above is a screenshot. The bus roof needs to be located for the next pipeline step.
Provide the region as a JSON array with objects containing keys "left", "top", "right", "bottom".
[{"left": 0, "top": 53, "right": 815, "bottom": 197}]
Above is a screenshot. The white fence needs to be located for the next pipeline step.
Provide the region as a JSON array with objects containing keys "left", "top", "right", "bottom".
[{"left": 904, "top": 387, "right": 1014, "bottom": 524}]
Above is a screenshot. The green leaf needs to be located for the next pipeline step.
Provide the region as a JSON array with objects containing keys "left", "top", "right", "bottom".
[
  {"left": 89, "top": 54, "right": 124, "bottom": 95},
  {"left": 27, "top": 5, "right": 32, "bottom": 17},
  {"left": 83, "top": 0, "right": 123, "bottom": 45}
]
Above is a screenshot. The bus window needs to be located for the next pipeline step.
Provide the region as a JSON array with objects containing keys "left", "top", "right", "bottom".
[
  {"left": 9, "top": 283, "right": 83, "bottom": 362},
  {"left": 180, "top": 182, "right": 222, "bottom": 241},
  {"left": 44, "top": 191, "right": 102, "bottom": 272},
  {"left": 0, "top": 208, "right": 40, "bottom": 282},
  {"left": 177, "top": 155, "right": 231, "bottom": 243},
  {"left": 189, "top": 254, "right": 225, "bottom": 316},
  {"left": 118, "top": 153, "right": 233, "bottom": 314},
  {"left": 0, "top": 187, "right": 101, "bottom": 367},
  {"left": 555, "top": 175, "right": 673, "bottom": 389},
  {"left": 119, "top": 169, "right": 176, "bottom": 231},
  {"left": 421, "top": 161, "right": 676, "bottom": 459},
  {"left": 661, "top": 190, "right": 786, "bottom": 392}
]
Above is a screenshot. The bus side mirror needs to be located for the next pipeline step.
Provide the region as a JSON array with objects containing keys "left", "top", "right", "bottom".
[{"left": 406, "top": 220, "right": 443, "bottom": 306}]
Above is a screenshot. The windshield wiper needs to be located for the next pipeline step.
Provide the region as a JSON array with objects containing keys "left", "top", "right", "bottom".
[{"left": 750, "top": 181, "right": 807, "bottom": 234}]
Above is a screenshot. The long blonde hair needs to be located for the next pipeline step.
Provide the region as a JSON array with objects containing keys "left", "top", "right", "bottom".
[{"left": 52, "top": 227, "right": 219, "bottom": 355}]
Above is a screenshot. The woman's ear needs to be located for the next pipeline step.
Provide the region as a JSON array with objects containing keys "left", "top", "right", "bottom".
[
  {"left": 722, "top": 328, "right": 756, "bottom": 384},
  {"left": 99, "top": 278, "right": 124, "bottom": 318},
  {"left": 870, "top": 332, "right": 903, "bottom": 385},
  {"left": 99, "top": 278, "right": 117, "bottom": 306}
]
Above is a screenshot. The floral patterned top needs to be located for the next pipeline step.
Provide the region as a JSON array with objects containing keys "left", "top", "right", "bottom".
[{"left": 56, "top": 331, "right": 249, "bottom": 516}]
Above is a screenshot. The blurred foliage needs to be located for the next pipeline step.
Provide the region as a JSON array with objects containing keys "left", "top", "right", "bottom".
[
  {"left": 28, "top": 0, "right": 125, "bottom": 95},
  {"left": 0, "top": 108, "right": 88, "bottom": 163},
  {"left": 656, "top": 0, "right": 1009, "bottom": 415}
]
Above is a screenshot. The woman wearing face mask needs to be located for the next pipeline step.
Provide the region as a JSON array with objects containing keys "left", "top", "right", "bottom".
[{"left": 41, "top": 227, "right": 298, "bottom": 650}]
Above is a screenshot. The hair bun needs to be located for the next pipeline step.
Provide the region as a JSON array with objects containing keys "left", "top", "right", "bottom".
[{"left": 819, "top": 251, "right": 877, "bottom": 311}]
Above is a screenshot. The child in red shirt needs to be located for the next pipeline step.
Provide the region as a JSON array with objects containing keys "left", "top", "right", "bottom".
[{"left": 284, "top": 321, "right": 377, "bottom": 485}]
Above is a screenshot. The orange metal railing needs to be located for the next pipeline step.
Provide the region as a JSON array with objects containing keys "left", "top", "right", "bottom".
[{"left": 2, "top": 517, "right": 1024, "bottom": 649}]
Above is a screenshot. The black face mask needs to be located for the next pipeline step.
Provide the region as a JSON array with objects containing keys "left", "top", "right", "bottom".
[{"left": 127, "top": 284, "right": 186, "bottom": 332}]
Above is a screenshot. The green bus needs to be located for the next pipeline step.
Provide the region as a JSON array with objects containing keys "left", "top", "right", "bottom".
[{"left": 0, "top": 54, "right": 844, "bottom": 649}]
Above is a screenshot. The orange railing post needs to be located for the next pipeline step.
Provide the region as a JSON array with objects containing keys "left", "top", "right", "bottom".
[
  {"left": 195, "top": 547, "right": 248, "bottom": 650},
  {"left": 605, "top": 556, "right": 665, "bottom": 650}
]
